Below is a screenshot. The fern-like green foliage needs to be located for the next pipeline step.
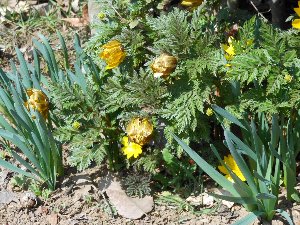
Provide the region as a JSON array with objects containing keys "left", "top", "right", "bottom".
[
  {"left": 224, "top": 16, "right": 300, "bottom": 115},
  {"left": 85, "top": 1, "right": 229, "bottom": 186}
]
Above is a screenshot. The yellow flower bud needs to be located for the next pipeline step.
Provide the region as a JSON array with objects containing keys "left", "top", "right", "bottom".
[
  {"left": 72, "top": 121, "right": 81, "bottom": 129},
  {"left": 206, "top": 108, "right": 213, "bottom": 117},
  {"left": 126, "top": 118, "right": 153, "bottom": 146},
  {"left": 151, "top": 53, "right": 177, "bottom": 78},
  {"left": 99, "top": 40, "right": 126, "bottom": 70},
  {"left": 284, "top": 74, "right": 293, "bottom": 83},
  {"left": 24, "top": 89, "right": 49, "bottom": 120},
  {"left": 246, "top": 39, "right": 253, "bottom": 46},
  {"left": 97, "top": 12, "right": 106, "bottom": 20}
]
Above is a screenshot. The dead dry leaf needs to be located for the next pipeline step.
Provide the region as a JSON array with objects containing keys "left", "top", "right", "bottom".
[
  {"left": 61, "top": 4, "right": 89, "bottom": 27},
  {"left": 47, "top": 213, "right": 59, "bottom": 225},
  {"left": 106, "top": 181, "right": 153, "bottom": 219}
]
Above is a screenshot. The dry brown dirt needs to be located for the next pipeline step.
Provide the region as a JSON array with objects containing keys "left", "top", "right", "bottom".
[{"left": 1, "top": 165, "right": 300, "bottom": 225}]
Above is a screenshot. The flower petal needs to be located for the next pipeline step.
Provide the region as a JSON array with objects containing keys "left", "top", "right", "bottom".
[
  {"left": 295, "top": 7, "right": 300, "bottom": 17},
  {"left": 292, "top": 19, "right": 300, "bottom": 29},
  {"left": 218, "top": 165, "right": 228, "bottom": 175},
  {"left": 121, "top": 136, "right": 129, "bottom": 147}
]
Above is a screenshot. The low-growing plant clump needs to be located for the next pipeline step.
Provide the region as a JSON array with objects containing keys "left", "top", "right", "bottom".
[{"left": 1, "top": 0, "right": 300, "bottom": 224}]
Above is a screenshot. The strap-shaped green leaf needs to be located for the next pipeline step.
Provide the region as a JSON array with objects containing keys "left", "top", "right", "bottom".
[
  {"left": 231, "top": 211, "right": 263, "bottom": 225},
  {"left": 253, "top": 171, "right": 271, "bottom": 185},
  {"left": 270, "top": 115, "right": 281, "bottom": 149},
  {"left": 0, "top": 68, "right": 11, "bottom": 88},
  {"left": 74, "top": 64, "right": 87, "bottom": 94},
  {"left": 15, "top": 48, "right": 32, "bottom": 88},
  {"left": 256, "top": 193, "right": 276, "bottom": 199},
  {"left": 212, "top": 105, "right": 246, "bottom": 130},
  {"left": 209, "top": 192, "right": 256, "bottom": 205},
  {"left": 211, "top": 144, "right": 253, "bottom": 197},
  {"left": 224, "top": 131, "right": 258, "bottom": 195},
  {"left": 0, "top": 158, "right": 37, "bottom": 180},
  {"left": 38, "top": 34, "right": 58, "bottom": 75},
  {"left": 33, "top": 49, "right": 41, "bottom": 80},
  {"left": 33, "top": 39, "right": 57, "bottom": 82},
  {"left": 276, "top": 209, "right": 294, "bottom": 225},
  {"left": 57, "top": 31, "right": 70, "bottom": 70},
  {"left": 172, "top": 133, "right": 239, "bottom": 196},
  {"left": 226, "top": 131, "right": 257, "bottom": 160},
  {"left": 0, "top": 114, "right": 16, "bottom": 133},
  {"left": 10, "top": 151, "right": 42, "bottom": 179},
  {"left": 0, "top": 89, "right": 14, "bottom": 111}
]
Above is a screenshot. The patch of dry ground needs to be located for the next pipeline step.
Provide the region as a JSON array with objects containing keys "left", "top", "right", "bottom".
[{"left": 1, "top": 165, "right": 300, "bottom": 225}]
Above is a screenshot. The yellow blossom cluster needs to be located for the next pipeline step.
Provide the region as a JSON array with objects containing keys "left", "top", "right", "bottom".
[
  {"left": 121, "top": 118, "right": 153, "bottom": 159},
  {"left": 99, "top": 41, "right": 178, "bottom": 78},
  {"left": 221, "top": 36, "right": 235, "bottom": 62},
  {"left": 99, "top": 40, "right": 126, "bottom": 69},
  {"left": 24, "top": 89, "right": 49, "bottom": 120}
]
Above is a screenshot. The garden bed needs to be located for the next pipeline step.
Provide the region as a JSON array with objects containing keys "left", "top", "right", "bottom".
[
  {"left": 1, "top": 0, "right": 300, "bottom": 224},
  {"left": 1, "top": 165, "right": 300, "bottom": 224}
]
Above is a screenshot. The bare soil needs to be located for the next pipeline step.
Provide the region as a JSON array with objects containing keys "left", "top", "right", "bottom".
[{"left": 1, "top": 165, "right": 300, "bottom": 225}]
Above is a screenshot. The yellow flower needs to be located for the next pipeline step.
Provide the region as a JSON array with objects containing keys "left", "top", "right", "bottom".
[
  {"left": 121, "top": 136, "right": 142, "bottom": 159},
  {"left": 126, "top": 118, "right": 153, "bottom": 146},
  {"left": 24, "top": 89, "right": 49, "bottom": 120},
  {"left": 292, "top": 1, "right": 300, "bottom": 29},
  {"left": 284, "top": 74, "right": 293, "bottom": 83},
  {"left": 151, "top": 53, "right": 177, "bottom": 78},
  {"left": 99, "top": 40, "right": 126, "bottom": 69},
  {"left": 98, "top": 12, "right": 106, "bottom": 20},
  {"left": 246, "top": 39, "right": 253, "bottom": 46},
  {"left": 206, "top": 108, "right": 213, "bottom": 116},
  {"left": 180, "top": 0, "right": 203, "bottom": 8},
  {"left": 221, "top": 36, "right": 235, "bottom": 62},
  {"left": 72, "top": 121, "right": 81, "bottom": 129},
  {"left": 218, "top": 154, "right": 246, "bottom": 183}
]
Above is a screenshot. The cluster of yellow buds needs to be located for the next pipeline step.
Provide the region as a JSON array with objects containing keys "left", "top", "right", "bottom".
[
  {"left": 99, "top": 40, "right": 178, "bottom": 80},
  {"left": 151, "top": 53, "right": 177, "bottom": 79},
  {"left": 24, "top": 89, "right": 49, "bottom": 120},
  {"left": 122, "top": 118, "right": 153, "bottom": 159}
]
